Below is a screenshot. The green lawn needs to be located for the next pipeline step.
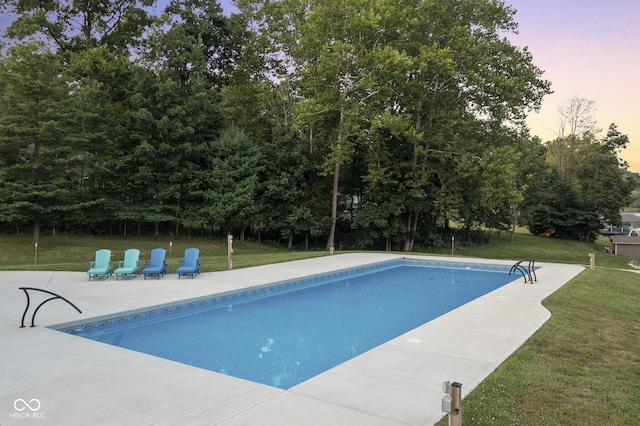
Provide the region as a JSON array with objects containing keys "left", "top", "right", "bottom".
[
  {"left": 435, "top": 267, "right": 640, "bottom": 425},
  {"left": 0, "top": 235, "right": 328, "bottom": 272},
  {"left": 0, "top": 228, "right": 633, "bottom": 272},
  {"left": 1, "top": 231, "right": 639, "bottom": 425}
]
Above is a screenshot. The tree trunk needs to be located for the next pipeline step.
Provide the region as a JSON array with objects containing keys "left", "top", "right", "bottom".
[
  {"left": 326, "top": 162, "right": 340, "bottom": 251},
  {"left": 403, "top": 211, "right": 418, "bottom": 252},
  {"left": 409, "top": 211, "right": 419, "bottom": 251},
  {"left": 403, "top": 214, "right": 412, "bottom": 252},
  {"left": 510, "top": 206, "right": 518, "bottom": 243}
]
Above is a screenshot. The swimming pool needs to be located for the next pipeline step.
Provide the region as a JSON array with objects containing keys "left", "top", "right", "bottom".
[{"left": 57, "top": 259, "right": 517, "bottom": 389}]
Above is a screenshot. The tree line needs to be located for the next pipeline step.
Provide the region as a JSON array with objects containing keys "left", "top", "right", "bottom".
[{"left": 0, "top": 0, "right": 636, "bottom": 249}]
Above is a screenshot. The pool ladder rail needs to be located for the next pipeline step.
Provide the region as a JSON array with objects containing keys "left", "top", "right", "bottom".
[
  {"left": 18, "top": 287, "right": 82, "bottom": 328},
  {"left": 509, "top": 258, "right": 537, "bottom": 283}
]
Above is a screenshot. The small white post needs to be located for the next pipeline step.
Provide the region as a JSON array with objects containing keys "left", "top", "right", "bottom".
[
  {"left": 169, "top": 241, "right": 173, "bottom": 259},
  {"left": 451, "top": 236, "right": 455, "bottom": 256},
  {"left": 228, "top": 234, "right": 233, "bottom": 270},
  {"left": 34, "top": 242, "right": 38, "bottom": 270}
]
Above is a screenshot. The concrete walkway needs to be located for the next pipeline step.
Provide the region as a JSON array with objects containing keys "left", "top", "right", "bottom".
[{"left": 0, "top": 253, "right": 583, "bottom": 425}]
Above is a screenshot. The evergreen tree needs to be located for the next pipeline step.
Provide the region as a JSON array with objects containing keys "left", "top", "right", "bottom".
[{"left": 0, "top": 43, "right": 94, "bottom": 241}]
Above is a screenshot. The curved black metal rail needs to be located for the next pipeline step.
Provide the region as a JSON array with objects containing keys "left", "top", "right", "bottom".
[
  {"left": 19, "top": 287, "right": 82, "bottom": 328},
  {"left": 509, "top": 258, "right": 537, "bottom": 283}
]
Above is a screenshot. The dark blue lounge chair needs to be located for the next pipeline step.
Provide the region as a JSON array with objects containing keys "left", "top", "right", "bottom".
[{"left": 142, "top": 248, "right": 168, "bottom": 280}]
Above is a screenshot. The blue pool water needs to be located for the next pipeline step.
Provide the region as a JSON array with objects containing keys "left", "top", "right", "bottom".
[{"left": 58, "top": 259, "right": 516, "bottom": 389}]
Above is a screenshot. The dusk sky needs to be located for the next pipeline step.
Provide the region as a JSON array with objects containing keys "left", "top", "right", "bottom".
[{"left": 505, "top": 0, "right": 640, "bottom": 172}]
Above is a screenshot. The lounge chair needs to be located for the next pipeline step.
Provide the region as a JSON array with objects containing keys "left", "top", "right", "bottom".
[
  {"left": 87, "top": 249, "right": 113, "bottom": 281},
  {"left": 176, "top": 248, "right": 201, "bottom": 279},
  {"left": 142, "top": 248, "right": 167, "bottom": 280},
  {"left": 114, "top": 249, "right": 141, "bottom": 280}
]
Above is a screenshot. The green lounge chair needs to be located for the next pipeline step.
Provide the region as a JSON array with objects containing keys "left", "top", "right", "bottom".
[
  {"left": 142, "top": 248, "right": 167, "bottom": 280},
  {"left": 176, "top": 248, "right": 200, "bottom": 279},
  {"left": 87, "top": 249, "right": 112, "bottom": 281},
  {"left": 114, "top": 249, "right": 141, "bottom": 280}
]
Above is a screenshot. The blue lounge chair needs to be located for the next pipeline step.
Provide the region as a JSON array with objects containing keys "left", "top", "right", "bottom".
[
  {"left": 177, "top": 248, "right": 201, "bottom": 279},
  {"left": 114, "top": 249, "right": 141, "bottom": 280},
  {"left": 87, "top": 249, "right": 112, "bottom": 281},
  {"left": 142, "top": 248, "right": 167, "bottom": 280}
]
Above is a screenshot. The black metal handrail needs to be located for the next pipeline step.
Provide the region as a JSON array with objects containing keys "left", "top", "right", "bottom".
[
  {"left": 19, "top": 287, "right": 82, "bottom": 328},
  {"left": 509, "top": 258, "right": 537, "bottom": 283}
]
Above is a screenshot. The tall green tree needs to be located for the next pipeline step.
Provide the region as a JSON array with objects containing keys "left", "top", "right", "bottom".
[
  {"left": 61, "top": 47, "right": 147, "bottom": 234},
  {"left": 288, "top": 0, "right": 378, "bottom": 251},
  {"left": 236, "top": 0, "right": 550, "bottom": 251},
  {"left": 223, "top": 4, "right": 324, "bottom": 246},
  {"left": 381, "top": 0, "right": 550, "bottom": 250},
  {"left": 136, "top": 0, "right": 231, "bottom": 234},
  {"left": 198, "top": 127, "right": 265, "bottom": 236},
  {"left": 0, "top": 43, "right": 93, "bottom": 241},
  {"left": 572, "top": 126, "right": 637, "bottom": 239}
]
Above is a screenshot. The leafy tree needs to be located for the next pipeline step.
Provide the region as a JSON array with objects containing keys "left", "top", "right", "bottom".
[
  {"left": 288, "top": 0, "right": 379, "bottom": 251},
  {"left": 234, "top": 0, "right": 551, "bottom": 251},
  {"left": 338, "top": 0, "right": 549, "bottom": 250},
  {"left": 548, "top": 97, "right": 599, "bottom": 181},
  {"left": 351, "top": 118, "right": 408, "bottom": 251},
  {"left": 0, "top": 0, "right": 154, "bottom": 54},
  {"left": 375, "top": 0, "right": 550, "bottom": 251},
  {"left": 522, "top": 166, "right": 582, "bottom": 238},
  {"left": 508, "top": 134, "right": 547, "bottom": 242},
  {"left": 572, "top": 126, "right": 637, "bottom": 237},
  {"left": 525, "top": 123, "right": 638, "bottom": 241},
  {"left": 221, "top": 13, "right": 321, "bottom": 247}
]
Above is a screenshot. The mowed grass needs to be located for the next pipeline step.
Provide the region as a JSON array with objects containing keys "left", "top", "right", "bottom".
[
  {"left": 1, "top": 231, "right": 639, "bottom": 425},
  {"left": 449, "top": 228, "right": 633, "bottom": 269},
  {"left": 436, "top": 267, "right": 640, "bottom": 425},
  {"left": 0, "top": 228, "right": 633, "bottom": 272},
  {"left": 0, "top": 235, "right": 328, "bottom": 272}
]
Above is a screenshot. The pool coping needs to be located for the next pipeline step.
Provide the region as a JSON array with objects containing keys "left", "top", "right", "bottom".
[{"left": 0, "top": 253, "right": 584, "bottom": 425}]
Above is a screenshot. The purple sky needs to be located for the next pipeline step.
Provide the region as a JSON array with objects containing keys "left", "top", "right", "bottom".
[{"left": 505, "top": 0, "right": 640, "bottom": 172}]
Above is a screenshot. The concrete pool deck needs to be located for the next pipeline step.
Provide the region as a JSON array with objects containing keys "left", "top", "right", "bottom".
[{"left": 0, "top": 253, "right": 583, "bottom": 425}]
